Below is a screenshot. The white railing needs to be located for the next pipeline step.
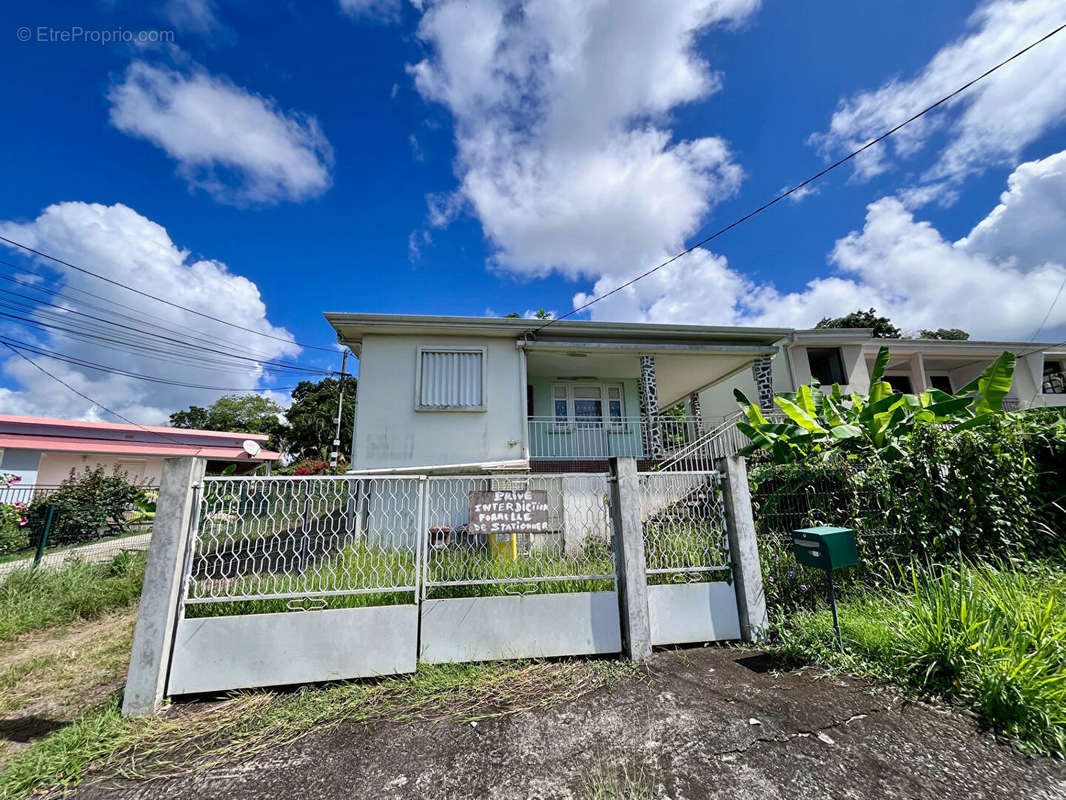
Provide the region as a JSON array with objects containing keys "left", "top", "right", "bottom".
[
  {"left": 527, "top": 415, "right": 703, "bottom": 461},
  {"left": 656, "top": 412, "right": 746, "bottom": 472}
]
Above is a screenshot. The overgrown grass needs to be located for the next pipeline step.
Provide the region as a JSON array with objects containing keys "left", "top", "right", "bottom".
[
  {"left": 0, "top": 658, "right": 640, "bottom": 799},
  {"left": 0, "top": 552, "right": 145, "bottom": 640},
  {"left": 772, "top": 560, "right": 1066, "bottom": 757},
  {"left": 583, "top": 762, "right": 659, "bottom": 800}
]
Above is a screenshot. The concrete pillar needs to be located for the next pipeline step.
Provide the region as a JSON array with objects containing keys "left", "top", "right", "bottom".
[
  {"left": 608, "top": 457, "right": 651, "bottom": 662},
  {"left": 718, "top": 455, "right": 768, "bottom": 642},
  {"left": 751, "top": 355, "right": 775, "bottom": 413},
  {"left": 911, "top": 353, "right": 928, "bottom": 393},
  {"left": 638, "top": 355, "right": 665, "bottom": 460},
  {"left": 123, "top": 457, "right": 206, "bottom": 717}
]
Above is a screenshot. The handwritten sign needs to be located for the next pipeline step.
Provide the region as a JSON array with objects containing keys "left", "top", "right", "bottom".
[{"left": 468, "top": 489, "right": 550, "bottom": 535}]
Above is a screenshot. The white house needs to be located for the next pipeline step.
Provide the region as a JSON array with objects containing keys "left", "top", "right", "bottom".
[
  {"left": 324, "top": 313, "right": 790, "bottom": 474},
  {"left": 698, "top": 329, "right": 1066, "bottom": 419}
]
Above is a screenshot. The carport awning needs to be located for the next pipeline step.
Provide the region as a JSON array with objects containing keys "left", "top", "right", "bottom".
[{"left": 0, "top": 434, "right": 281, "bottom": 462}]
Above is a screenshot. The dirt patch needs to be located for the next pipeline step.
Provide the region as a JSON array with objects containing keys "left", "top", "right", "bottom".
[
  {"left": 0, "top": 611, "right": 135, "bottom": 768},
  {"left": 72, "top": 647, "right": 1066, "bottom": 800}
]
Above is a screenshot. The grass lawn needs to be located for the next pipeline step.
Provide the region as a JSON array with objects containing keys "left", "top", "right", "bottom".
[
  {"left": 771, "top": 560, "right": 1066, "bottom": 757},
  {"left": 0, "top": 553, "right": 146, "bottom": 641}
]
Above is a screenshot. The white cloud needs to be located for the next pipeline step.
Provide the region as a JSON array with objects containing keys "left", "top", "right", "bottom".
[
  {"left": 163, "top": 0, "right": 220, "bottom": 33},
  {"left": 577, "top": 150, "right": 1066, "bottom": 342},
  {"left": 340, "top": 0, "right": 403, "bottom": 22},
  {"left": 108, "top": 61, "right": 334, "bottom": 206},
  {"left": 410, "top": 0, "right": 757, "bottom": 278},
  {"left": 811, "top": 0, "right": 1066, "bottom": 184},
  {"left": 0, "top": 202, "right": 300, "bottom": 423}
]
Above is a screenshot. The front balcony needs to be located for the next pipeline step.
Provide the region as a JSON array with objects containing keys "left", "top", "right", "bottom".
[{"left": 528, "top": 415, "right": 723, "bottom": 462}]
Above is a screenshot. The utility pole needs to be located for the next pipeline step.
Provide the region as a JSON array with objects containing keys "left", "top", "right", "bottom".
[{"left": 330, "top": 349, "right": 348, "bottom": 471}]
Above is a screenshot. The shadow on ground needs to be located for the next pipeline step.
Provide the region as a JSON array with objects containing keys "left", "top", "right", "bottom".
[{"left": 73, "top": 647, "right": 1066, "bottom": 800}]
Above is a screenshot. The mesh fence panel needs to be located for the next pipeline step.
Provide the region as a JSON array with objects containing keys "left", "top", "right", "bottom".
[
  {"left": 638, "top": 471, "right": 731, "bottom": 582},
  {"left": 187, "top": 476, "right": 423, "bottom": 605},
  {"left": 422, "top": 473, "right": 614, "bottom": 596}
]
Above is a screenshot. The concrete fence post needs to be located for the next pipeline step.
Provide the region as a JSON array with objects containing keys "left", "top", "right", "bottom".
[
  {"left": 608, "top": 456, "right": 651, "bottom": 661},
  {"left": 718, "top": 455, "right": 768, "bottom": 642},
  {"left": 123, "top": 457, "right": 206, "bottom": 717}
]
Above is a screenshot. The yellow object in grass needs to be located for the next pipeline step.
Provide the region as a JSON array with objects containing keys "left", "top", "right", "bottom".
[{"left": 489, "top": 532, "right": 518, "bottom": 561}]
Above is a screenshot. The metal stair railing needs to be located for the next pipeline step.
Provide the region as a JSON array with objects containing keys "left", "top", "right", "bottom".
[{"left": 656, "top": 411, "right": 745, "bottom": 471}]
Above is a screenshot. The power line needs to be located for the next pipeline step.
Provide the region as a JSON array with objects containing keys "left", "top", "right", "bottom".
[
  {"left": 0, "top": 263, "right": 313, "bottom": 365},
  {"left": 1029, "top": 275, "right": 1066, "bottom": 342},
  {"left": 533, "top": 22, "right": 1066, "bottom": 333},
  {"left": 0, "top": 235, "right": 337, "bottom": 352},
  {"left": 0, "top": 334, "right": 301, "bottom": 392},
  {"left": 0, "top": 287, "right": 331, "bottom": 375},
  {"left": 2, "top": 342, "right": 205, "bottom": 451}
]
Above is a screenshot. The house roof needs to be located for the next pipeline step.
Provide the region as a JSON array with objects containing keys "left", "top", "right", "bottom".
[
  {"left": 0, "top": 433, "right": 281, "bottom": 461},
  {"left": 0, "top": 415, "right": 280, "bottom": 462},
  {"left": 0, "top": 414, "right": 272, "bottom": 442},
  {"left": 324, "top": 313, "right": 791, "bottom": 355}
]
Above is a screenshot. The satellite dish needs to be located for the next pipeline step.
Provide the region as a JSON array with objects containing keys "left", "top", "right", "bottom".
[{"left": 242, "top": 440, "right": 262, "bottom": 457}]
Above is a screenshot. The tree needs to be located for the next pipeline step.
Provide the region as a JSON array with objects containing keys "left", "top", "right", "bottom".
[
  {"left": 502, "top": 310, "right": 553, "bottom": 319},
  {"left": 815, "top": 308, "right": 901, "bottom": 339},
  {"left": 276, "top": 377, "right": 357, "bottom": 461},
  {"left": 919, "top": 328, "right": 970, "bottom": 340},
  {"left": 169, "top": 394, "right": 284, "bottom": 439}
]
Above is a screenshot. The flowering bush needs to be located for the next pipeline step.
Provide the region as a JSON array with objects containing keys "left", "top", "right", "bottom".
[
  {"left": 0, "top": 473, "right": 29, "bottom": 555},
  {"left": 286, "top": 459, "right": 348, "bottom": 476},
  {"left": 26, "top": 466, "right": 142, "bottom": 548}
]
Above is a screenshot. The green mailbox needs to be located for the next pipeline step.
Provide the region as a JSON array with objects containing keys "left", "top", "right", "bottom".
[{"left": 792, "top": 526, "right": 858, "bottom": 571}]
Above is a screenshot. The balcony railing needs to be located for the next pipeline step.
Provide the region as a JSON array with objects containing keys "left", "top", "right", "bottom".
[{"left": 527, "top": 415, "right": 734, "bottom": 462}]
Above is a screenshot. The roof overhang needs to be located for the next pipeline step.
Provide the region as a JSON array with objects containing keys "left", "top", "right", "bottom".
[
  {"left": 0, "top": 434, "right": 281, "bottom": 461},
  {"left": 324, "top": 312, "right": 790, "bottom": 356}
]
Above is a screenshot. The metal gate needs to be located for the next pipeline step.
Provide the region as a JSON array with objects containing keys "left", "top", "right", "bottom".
[
  {"left": 164, "top": 469, "right": 739, "bottom": 696},
  {"left": 638, "top": 471, "right": 740, "bottom": 645},
  {"left": 167, "top": 475, "right": 424, "bottom": 695},
  {"left": 419, "top": 473, "right": 621, "bottom": 663}
]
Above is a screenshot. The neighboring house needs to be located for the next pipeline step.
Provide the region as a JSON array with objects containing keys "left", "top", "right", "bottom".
[
  {"left": 324, "top": 313, "right": 789, "bottom": 474},
  {"left": 698, "top": 329, "right": 1066, "bottom": 418},
  {"left": 0, "top": 415, "right": 280, "bottom": 487}
]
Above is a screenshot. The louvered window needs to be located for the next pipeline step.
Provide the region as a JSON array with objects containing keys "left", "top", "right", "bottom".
[{"left": 417, "top": 348, "right": 485, "bottom": 410}]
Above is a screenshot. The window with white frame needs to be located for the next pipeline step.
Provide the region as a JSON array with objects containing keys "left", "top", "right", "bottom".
[
  {"left": 417, "top": 348, "right": 485, "bottom": 410},
  {"left": 551, "top": 383, "right": 625, "bottom": 427}
]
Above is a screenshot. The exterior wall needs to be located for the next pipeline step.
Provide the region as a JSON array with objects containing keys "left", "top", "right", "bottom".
[
  {"left": 36, "top": 453, "right": 163, "bottom": 485},
  {"left": 354, "top": 334, "right": 525, "bottom": 470},
  {"left": 788, "top": 343, "right": 869, "bottom": 394},
  {"left": 697, "top": 350, "right": 792, "bottom": 425},
  {"left": 0, "top": 448, "right": 41, "bottom": 484}
]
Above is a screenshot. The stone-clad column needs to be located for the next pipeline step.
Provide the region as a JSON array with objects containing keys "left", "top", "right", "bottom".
[
  {"left": 751, "top": 355, "right": 775, "bottom": 414},
  {"left": 688, "top": 391, "right": 704, "bottom": 433},
  {"left": 638, "top": 354, "right": 665, "bottom": 460}
]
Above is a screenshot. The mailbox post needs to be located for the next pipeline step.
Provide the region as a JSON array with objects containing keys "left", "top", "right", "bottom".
[{"left": 791, "top": 526, "right": 858, "bottom": 651}]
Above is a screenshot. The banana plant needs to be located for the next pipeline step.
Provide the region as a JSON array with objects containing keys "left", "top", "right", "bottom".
[{"left": 734, "top": 346, "right": 1017, "bottom": 463}]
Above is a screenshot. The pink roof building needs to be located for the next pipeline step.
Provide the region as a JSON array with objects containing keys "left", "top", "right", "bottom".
[{"left": 0, "top": 414, "right": 280, "bottom": 485}]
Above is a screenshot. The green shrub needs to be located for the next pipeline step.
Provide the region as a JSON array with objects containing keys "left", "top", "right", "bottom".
[{"left": 26, "top": 467, "right": 144, "bottom": 548}]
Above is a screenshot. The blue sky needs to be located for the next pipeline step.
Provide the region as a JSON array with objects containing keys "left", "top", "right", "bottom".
[{"left": 1, "top": 0, "right": 1064, "bottom": 422}]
